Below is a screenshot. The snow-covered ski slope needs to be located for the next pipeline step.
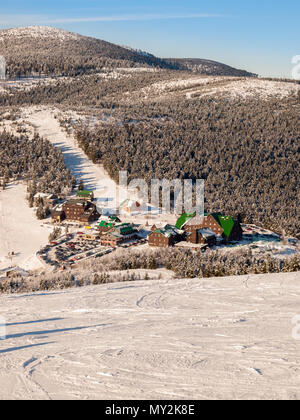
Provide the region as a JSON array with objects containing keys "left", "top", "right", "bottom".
[{"left": 0, "top": 271, "right": 299, "bottom": 400}]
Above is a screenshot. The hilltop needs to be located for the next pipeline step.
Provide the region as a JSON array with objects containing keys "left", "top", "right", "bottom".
[
  {"left": 0, "top": 26, "right": 256, "bottom": 78},
  {"left": 0, "top": 26, "right": 176, "bottom": 78}
]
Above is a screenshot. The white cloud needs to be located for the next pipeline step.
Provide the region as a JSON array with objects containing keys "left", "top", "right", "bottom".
[
  {"left": 0, "top": 13, "right": 227, "bottom": 27},
  {"left": 48, "top": 13, "right": 226, "bottom": 23}
]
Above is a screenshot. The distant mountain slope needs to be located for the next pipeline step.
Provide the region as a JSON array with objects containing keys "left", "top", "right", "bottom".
[
  {"left": 166, "top": 58, "right": 257, "bottom": 77},
  {"left": 0, "top": 26, "right": 177, "bottom": 78},
  {"left": 0, "top": 26, "right": 257, "bottom": 79}
]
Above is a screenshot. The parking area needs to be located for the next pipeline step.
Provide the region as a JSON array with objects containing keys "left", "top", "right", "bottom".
[
  {"left": 37, "top": 232, "right": 148, "bottom": 270},
  {"left": 241, "top": 224, "right": 281, "bottom": 242}
]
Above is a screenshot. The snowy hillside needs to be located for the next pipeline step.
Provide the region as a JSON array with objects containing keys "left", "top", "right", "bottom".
[
  {"left": 0, "top": 26, "right": 81, "bottom": 42},
  {"left": 0, "top": 26, "right": 177, "bottom": 78},
  {"left": 166, "top": 57, "right": 257, "bottom": 77},
  {"left": 122, "top": 74, "right": 300, "bottom": 102},
  {"left": 0, "top": 26, "right": 257, "bottom": 78},
  {"left": 0, "top": 271, "right": 299, "bottom": 400}
]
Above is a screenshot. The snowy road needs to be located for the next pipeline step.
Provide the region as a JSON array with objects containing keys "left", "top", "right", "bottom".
[{"left": 0, "top": 271, "right": 300, "bottom": 400}]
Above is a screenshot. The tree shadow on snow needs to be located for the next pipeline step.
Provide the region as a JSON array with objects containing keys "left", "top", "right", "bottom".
[
  {"left": 0, "top": 342, "right": 55, "bottom": 354},
  {"left": 6, "top": 318, "right": 64, "bottom": 327},
  {"left": 4, "top": 323, "right": 111, "bottom": 341}
]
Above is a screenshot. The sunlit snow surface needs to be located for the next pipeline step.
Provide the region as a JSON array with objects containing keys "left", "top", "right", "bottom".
[{"left": 0, "top": 271, "right": 299, "bottom": 400}]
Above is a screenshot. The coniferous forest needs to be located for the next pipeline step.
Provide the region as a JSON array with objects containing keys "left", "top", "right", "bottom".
[{"left": 74, "top": 95, "right": 300, "bottom": 237}]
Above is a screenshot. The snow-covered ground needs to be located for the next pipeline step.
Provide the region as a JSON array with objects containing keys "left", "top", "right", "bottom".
[
  {"left": 200, "top": 78, "right": 300, "bottom": 100},
  {"left": 24, "top": 107, "right": 108, "bottom": 196},
  {"left": 0, "top": 271, "right": 299, "bottom": 400},
  {"left": 132, "top": 75, "right": 300, "bottom": 102},
  {"left": 0, "top": 183, "right": 51, "bottom": 271},
  {"left": 0, "top": 76, "right": 70, "bottom": 93},
  {"left": 0, "top": 26, "right": 81, "bottom": 42},
  {"left": 144, "top": 76, "right": 233, "bottom": 93}
]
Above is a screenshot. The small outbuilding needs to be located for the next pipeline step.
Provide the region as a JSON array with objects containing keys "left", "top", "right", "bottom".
[{"left": 76, "top": 190, "right": 94, "bottom": 201}]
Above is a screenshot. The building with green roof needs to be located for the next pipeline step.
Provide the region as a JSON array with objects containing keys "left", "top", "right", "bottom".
[
  {"left": 100, "top": 222, "right": 139, "bottom": 246},
  {"left": 76, "top": 190, "right": 94, "bottom": 200},
  {"left": 175, "top": 212, "right": 196, "bottom": 229},
  {"left": 210, "top": 213, "right": 235, "bottom": 238},
  {"left": 176, "top": 211, "right": 242, "bottom": 242},
  {"left": 148, "top": 224, "right": 184, "bottom": 247}
]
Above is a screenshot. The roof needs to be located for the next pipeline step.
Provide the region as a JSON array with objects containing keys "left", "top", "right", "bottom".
[
  {"left": 211, "top": 213, "right": 235, "bottom": 238},
  {"left": 151, "top": 224, "right": 183, "bottom": 238},
  {"left": 109, "top": 216, "right": 121, "bottom": 222},
  {"left": 102, "top": 232, "right": 123, "bottom": 240},
  {"left": 76, "top": 190, "right": 93, "bottom": 197},
  {"left": 165, "top": 224, "right": 184, "bottom": 235},
  {"left": 152, "top": 228, "right": 172, "bottom": 238},
  {"left": 98, "top": 220, "right": 114, "bottom": 228},
  {"left": 34, "top": 193, "right": 55, "bottom": 199},
  {"left": 198, "top": 228, "right": 216, "bottom": 238},
  {"left": 98, "top": 215, "right": 120, "bottom": 223},
  {"left": 185, "top": 214, "right": 205, "bottom": 227},
  {"left": 51, "top": 204, "right": 64, "bottom": 213},
  {"left": 64, "top": 199, "right": 85, "bottom": 207},
  {"left": 83, "top": 232, "right": 100, "bottom": 237},
  {"left": 176, "top": 212, "right": 236, "bottom": 238},
  {"left": 102, "top": 223, "right": 136, "bottom": 237},
  {"left": 175, "top": 212, "right": 196, "bottom": 229},
  {"left": 115, "top": 223, "right": 136, "bottom": 235},
  {"left": 119, "top": 199, "right": 142, "bottom": 209}
]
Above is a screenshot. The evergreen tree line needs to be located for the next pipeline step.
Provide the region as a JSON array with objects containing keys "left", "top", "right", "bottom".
[
  {"left": 0, "top": 70, "right": 183, "bottom": 107},
  {"left": 0, "top": 131, "right": 75, "bottom": 196},
  {"left": 94, "top": 248, "right": 300, "bottom": 279},
  {"left": 1, "top": 248, "right": 299, "bottom": 294}
]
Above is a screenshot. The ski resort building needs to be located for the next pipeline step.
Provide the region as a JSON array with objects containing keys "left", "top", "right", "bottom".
[
  {"left": 62, "top": 200, "right": 100, "bottom": 223},
  {"left": 51, "top": 205, "right": 65, "bottom": 223},
  {"left": 51, "top": 200, "right": 100, "bottom": 223},
  {"left": 148, "top": 225, "right": 184, "bottom": 247},
  {"left": 96, "top": 216, "right": 122, "bottom": 234},
  {"left": 100, "top": 232, "right": 124, "bottom": 247},
  {"left": 119, "top": 199, "right": 145, "bottom": 215},
  {"left": 100, "top": 223, "right": 139, "bottom": 247},
  {"left": 186, "top": 227, "right": 217, "bottom": 246},
  {"left": 176, "top": 212, "right": 243, "bottom": 243},
  {"left": 82, "top": 232, "right": 101, "bottom": 241}
]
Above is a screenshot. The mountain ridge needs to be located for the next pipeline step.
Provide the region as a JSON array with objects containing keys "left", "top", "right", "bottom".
[
  {"left": 0, "top": 26, "right": 176, "bottom": 78},
  {"left": 0, "top": 26, "right": 256, "bottom": 78},
  {"left": 166, "top": 57, "right": 258, "bottom": 77}
]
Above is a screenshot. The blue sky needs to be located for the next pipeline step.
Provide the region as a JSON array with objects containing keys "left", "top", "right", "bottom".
[{"left": 0, "top": 0, "right": 299, "bottom": 77}]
